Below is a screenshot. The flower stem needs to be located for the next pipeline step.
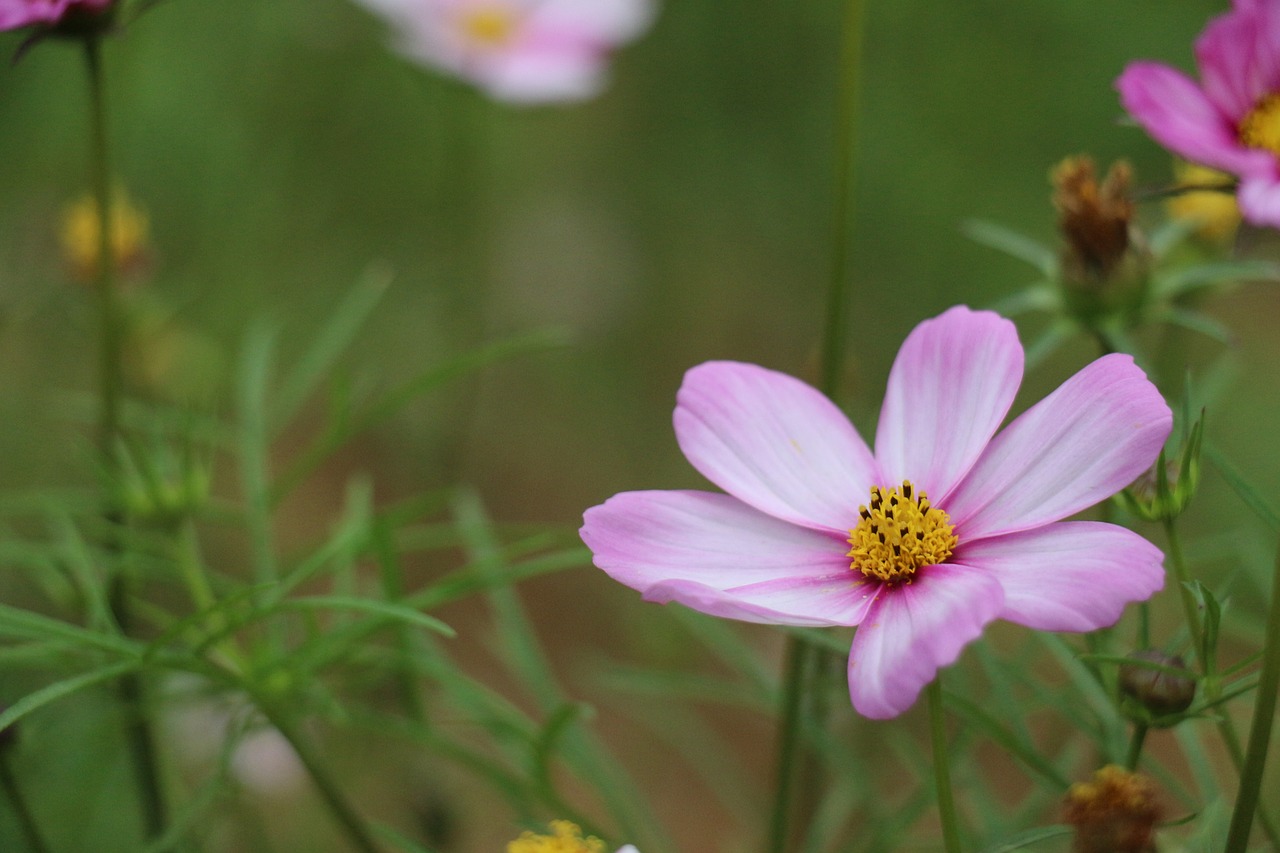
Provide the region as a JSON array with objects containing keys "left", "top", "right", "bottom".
[
  {"left": 819, "top": 0, "right": 867, "bottom": 398},
  {"left": 1125, "top": 723, "right": 1148, "bottom": 771},
  {"left": 0, "top": 751, "right": 52, "bottom": 853},
  {"left": 1164, "top": 517, "right": 1280, "bottom": 848},
  {"left": 927, "top": 680, "right": 962, "bottom": 853},
  {"left": 767, "top": 638, "right": 811, "bottom": 853},
  {"left": 1224, "top": 540, "right": 1280, "bottom": 853},
  {"left": 85, "top": 33, "right": 170, "bottom": 842},
  {"left": 253, "top": 698, "right": 383, "bottom": 853}
]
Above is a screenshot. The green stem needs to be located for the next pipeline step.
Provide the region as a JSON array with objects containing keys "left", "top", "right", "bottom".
[
  {"left": 765, "top": 1, "right": 870, "bottom": 847},
  {"left": 85, "top": 34, "right": 170, "bottom": 842},
  {"left": 1225, "top": 542, "right": 1280, "bottom": 853},
  {"left": 818, "top": 0, "right": 867, "bottom": 399},
  {"left": 767, "top": 638, "right": 811, "bottom": 853},
  {"left": 84, "top": 35, "right": 123, "bottom": 457},
  {"left": 1125, "top": 723, "right": 1148, "bottom": 771},
  {"left": 1164, "top": 518, "right": 1280, "bottom": 847},
  {"left": 926, "top": 680, "right": 962, "bottom": 853},
  {"left": 254, "top": 699, "right": 382, "bottom": 853},
  {"left": 0, "top": 750, "right": 52, "bottom": 853}
]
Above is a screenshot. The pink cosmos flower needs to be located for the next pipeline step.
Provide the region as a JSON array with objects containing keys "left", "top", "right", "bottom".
[
  {"left": 353, "top": 0, "right": 654, "bottom": 104},
  {"left": 581, "top": 307, "right": 1171, "bottom": 719},
  {"left": 0, "top": 0, "right": 112, "bottom": 31},
  {"left": 1117, "top": 0, "right": 1280, "bottom": 227}
]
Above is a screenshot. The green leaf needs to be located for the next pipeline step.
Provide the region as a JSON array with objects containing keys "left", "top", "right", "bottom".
[
  {"left": 1205, "top": 443, "right": 1280, "bottom": 530},
  {"left": 944, "top": 692, "right": 1071, "bottom": 789},
  {"left": 978, "top": 825, "right": 1073, "bottom": 853},
  {"left": 1154, "top": 260, "right": 1280, "bottom": 300},
  {"left": 0, "top": 659, "right": 140, "bottom": 735},
  {"left": 0, "top": 603, "right": 139, "bottom": 656},
  {"left": 279, "top": 596, "right": 455, "bottom": 637},
  {"left": 961, "top": 220, "right": 1057, "bottom": 276},
  {"left": 272, "top": 265, "right": 393, "bottom": 431}
]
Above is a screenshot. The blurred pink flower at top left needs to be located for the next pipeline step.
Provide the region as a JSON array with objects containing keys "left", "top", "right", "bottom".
[
  {"left": 0, "top": 0, "right": 112, "bottom": 31},
  {"left": 352, "top": 0, "right": 655, "bottom": 103}
]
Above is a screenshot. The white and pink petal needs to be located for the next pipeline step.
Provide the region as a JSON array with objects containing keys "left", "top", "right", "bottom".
[
  {"left": 954, "top": 522, "right": 1164, "bottom": 633},
  {"left": 846, "top": 564, "right": 1004, "bottom": 719},
  {"left": 674, "top": 361, "right": 877, "bottom": 533},
  {"left": 581, "top": 490, "right": 873, "bottom": 626},
  {"left": 875, "top": 306, "right": 1024, "bottom": 502},
  {"left": 943, "top": 353, "right": 1171, "bottom": 541}
]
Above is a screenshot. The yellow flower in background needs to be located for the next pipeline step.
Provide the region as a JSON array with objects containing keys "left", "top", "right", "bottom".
[
  {"left": 59, "top": 189, "right": 150, "bottom": 283},
  {"left": 507, "top": 820, "right": 639, "bottom": 853},
  {"left": 1166, "top": 161, "right": 1240, "bottom": 243}
]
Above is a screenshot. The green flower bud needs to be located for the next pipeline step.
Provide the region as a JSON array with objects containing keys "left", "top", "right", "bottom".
[
  {"left": 1119, "top": 650, "right": 1197, "bottom": 721},
  {"left": 1120, "top": 412, "right": 1203, "bottom": 522}
]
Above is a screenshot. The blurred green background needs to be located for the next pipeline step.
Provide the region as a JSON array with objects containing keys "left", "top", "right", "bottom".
[{"left": 3, "top": 0, "right": 1280, "bottom": 850}]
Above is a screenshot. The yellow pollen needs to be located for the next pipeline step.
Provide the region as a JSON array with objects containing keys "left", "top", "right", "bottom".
[
  {"left": 1239, "top": 92, "right": 1280, "bottom": 155},
  {"left": 507, "top": 820, "right": 606, "bottom": 853},
  {"left": 460, "top": 7, "right": 516, "bottom": 46},
  {"left": 847, "top": 481, "right": 957, "bottom": 584}
]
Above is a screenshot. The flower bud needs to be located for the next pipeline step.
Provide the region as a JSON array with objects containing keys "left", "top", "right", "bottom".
[
  {"left": 1121, "top": 412, "right": 1203, "bottom": 522},
  {"left": 60, "top": 189, "right": 151, "bottom": 286},
  {"left": 1064, "top": 765, "right": 1162, "bottom": 853},
  {"left": 1119, "top": 650, "right": 1197, "bottom": 720},
  {"left": 1051, "top": 156, "right": 1151, "bottom": 325}
]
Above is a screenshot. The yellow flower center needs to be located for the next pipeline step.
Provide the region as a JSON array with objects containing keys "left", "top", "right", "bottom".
[
  {"left": 1239, "top": 92, "right": 1280, "bottom": 155},
  {"left": 847, "top": 481, "right": 957, "bottom": 584},
  {"left": 460, "top": 7, "right": 517, "bottom": 46},
  {"left": 507, "top": 820, "right": 606, "bottom": 853}
]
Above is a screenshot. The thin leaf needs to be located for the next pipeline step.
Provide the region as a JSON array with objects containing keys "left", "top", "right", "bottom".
[
  {"left": 1206, "top": 443, "right": 1280, "bottom": 530},
  {"left": 279, "top": 596, "right": 455, "bottom": 637},
  {"left": 0, "top": 660, "right": 140, "bottom": 735},
  {"left": 979, "top": 825, "right": 1073, "bottom": 853},
  {"left": 0, "top": 603, "right": 138, "bottom": 656},
  {"left": 961, "top": 220, "right": 1057, "bottom": 276},
  {"left": 945, "top": 692, "right": 1071, "bottom": 790},
  {"left": 272, "top": 265, "right": 393, "bottom": 430}
]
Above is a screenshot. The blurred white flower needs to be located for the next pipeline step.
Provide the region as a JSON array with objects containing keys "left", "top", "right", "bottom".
[{"left": 353, "top": 0, "right": 655, "bottom": 103}]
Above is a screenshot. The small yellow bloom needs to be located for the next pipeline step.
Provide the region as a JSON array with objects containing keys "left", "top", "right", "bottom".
[
  {"left": 1166, "top": 161, "right": 1240, "bottom": 243},
  {"left": 59, "top": 189, "right": 150, "bottom": 283},
  {"left": 507, "top": 820, "right": 606, "bottom": 853}
]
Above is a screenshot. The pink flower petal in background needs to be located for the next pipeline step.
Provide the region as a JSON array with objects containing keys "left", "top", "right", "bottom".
[
  {"left": 582, "top": 306, "right": 1172, "bottom": 718},
  {"left": 1117, "top": 0, "right": 1280, "bottom": 227},
  {"left": 0, "top": 0, "right": 111, "bottom": 31},
  {"left": 350, "top": 0, "right": 655, "bottom": 104}
]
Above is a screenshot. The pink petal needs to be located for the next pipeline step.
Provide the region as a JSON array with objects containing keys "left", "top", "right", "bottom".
[
  {"left": 481, "top": 47, "right": 605, "bottom": 103},
  {"left": 847, "top": 564, "right": 1004, "bottom": 719},
  {"left": 532, "top": 0, "right": 655, "bottom": 43},
  {"left": 944, "top": 354, "right": 1172, "bottom": 541},
  {"left": 1196, "top": 1, "right": 1280, "bottom": 119},
  {"left": 954, "top": 522, "right": 1164, "bottom": 632},
  {"left": 674, "top": 362, "right": 877, "bottom": 533},
  {"left": 1238, "top": 175, "right": 1280, "bottom": 226},
  {"left": 875, "top": 306, "right": 1024, "bottom": 502},
  {"left": 1116, "top": 61, "right": 1274, "bottom": 177},
  {"left": 581, "top": 490, "right": 876, "bottom": 626}
]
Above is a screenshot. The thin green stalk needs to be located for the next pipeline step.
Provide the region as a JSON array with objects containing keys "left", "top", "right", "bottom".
[
  {"left": 0, "top": 750, "right": 52, "bottom": 853},
  {"left": 254, "top": 699, "right": 382, "bottom": 853},
  {"left": 1164, "top": 518, "right": 1280, "bottom": 847},
  {"left": 819, "top": 0, "right": 867, "bottom": 398},
  {"left": 767, "top": 639, "right": 811, "bottom": 853},
  {"left": 85, "top": 34, "right": 170, "bottom": 841},
  {"left": 767, "top": 2, "right": 868, "bottom": 848},
  {"left": 926, "top": 680, "right": 962, "bottom": 853},
  {"left": 1225, "top": 542, "right": 1280, "bottom": 853},
  {"left": 1125, "top": 723, "right": 1148, "bottom": 771}
]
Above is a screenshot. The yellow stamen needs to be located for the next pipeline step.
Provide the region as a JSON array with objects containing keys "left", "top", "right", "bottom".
[
  {"left": 1239, "top": 92, "right": 1280, "bottom": 155},
  {"left": 847, "top": 481, "right": 957, "bottom": 584},
  {"left": 507, "top": 820, "right": 607, "bottom": 853},
  {"left": 460, "top": 7, "right": 516, "bottom": 46}
]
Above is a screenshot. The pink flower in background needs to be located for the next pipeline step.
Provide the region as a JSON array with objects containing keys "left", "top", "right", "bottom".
[
  {"left": 581, "top": 307, "right": 1171, "bottom": 719},
  {"left": 353, "top": 0, "right": 654, "bottom": 104},
  {"left": 0, "top": 0, "right": 112, "bottom": 31},
  {"left": 1117, "top": 0, "right": 1280, "bottom": 227}
]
